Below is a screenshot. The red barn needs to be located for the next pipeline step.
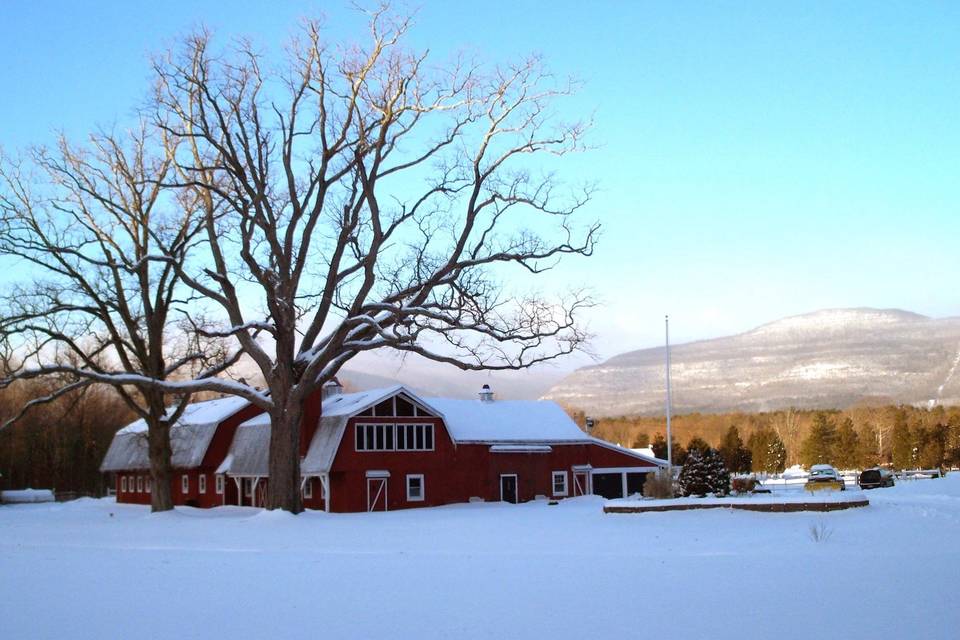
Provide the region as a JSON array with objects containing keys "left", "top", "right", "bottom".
[
  {"left": 103, "top": 383, "right": 665, "bottom": 512},
  {"left": 100, "top": 396, "right": 263, "bottom": 508}
]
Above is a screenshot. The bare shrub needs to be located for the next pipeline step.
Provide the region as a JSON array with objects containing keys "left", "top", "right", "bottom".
[
  {"left": 643, "top": 470, "right": 674, "bottom": 499},
  {"left": 731, "top": 476, "right": 758, "bottom": 494},
  {"left": 808, "top": 520, "right": 834, "bottom": 543}
]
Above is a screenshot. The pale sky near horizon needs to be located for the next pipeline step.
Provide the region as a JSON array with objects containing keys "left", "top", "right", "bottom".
[{"left": 2, "top": 1, "right": 958, "bottom": 367}]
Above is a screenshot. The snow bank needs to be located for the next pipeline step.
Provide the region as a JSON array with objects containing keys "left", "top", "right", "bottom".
[
  {"left": 607, "top": 489, "right": 868, "bottom": 508},
  {"left": 1, "top": 489, "right": 55, "bottom": 503}
]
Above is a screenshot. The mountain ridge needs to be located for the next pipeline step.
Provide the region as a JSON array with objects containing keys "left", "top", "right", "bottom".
[{"left": 544, "top": 308, "right": 960, "bottom": 416}]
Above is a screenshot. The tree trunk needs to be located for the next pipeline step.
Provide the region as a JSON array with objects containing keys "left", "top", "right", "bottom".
[
  {"left": 147, "top": 420, "right": 175, "bottom": 512},
  {"left": 266, "top": 404, "right": 303, "bottom": 513}
]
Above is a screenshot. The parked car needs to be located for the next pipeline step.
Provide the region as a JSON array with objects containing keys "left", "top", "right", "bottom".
[
  {"left": 858, "top": 467, "right": 895, "bottom": 489},
  {"left": 804, "top": 464, "right": 845, "bottom": 491}
]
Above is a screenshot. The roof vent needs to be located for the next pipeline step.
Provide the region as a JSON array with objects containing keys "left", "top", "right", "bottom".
[
  {"left": 322, "top": 377, "right": 343, "bottom": 400},
  {"left": 478, "top": 384, "right": 494, "bottom": 403}
]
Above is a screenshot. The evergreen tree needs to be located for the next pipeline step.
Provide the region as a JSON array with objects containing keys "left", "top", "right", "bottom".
[
  {"left": 833, "top": 418, "right": 862, "bottom": 470},
  {"left": 678, "top": 450, "right": 710, "bottom": 497},
  {"left": 651, "top": 432, "right": 686, "bottom": 465},
  {"left": 632, "top": 432, "right": 650, "bottom": 448},
  {"left": 747, "top": 429, "right": 766, "bottom": 471},
  {"left": 800, "top": 412, "right": 837, "bottom": 466},
  {"left": 719, "top": 425, "right": 752, "bottom": 473},
  {"left": 679, "top": 448, "right": 730, "bottom": 497},
  {"left": 891, "top": 413, "right": 913, "bottom": 470},
  {"left": 703, "top": 447, "right": 731, "bottom": 496},
  {"left": 948, "top": 415, "right": 960, "bottom": 467},
  {"left": 766, "top": 432, "right": 787, "bottom": 473},
  {"left": 686, "top": 436, "right": 711, "bottom": 458},
  {"left": 918, "top": 423, "right": 948, "bottom": 470}
]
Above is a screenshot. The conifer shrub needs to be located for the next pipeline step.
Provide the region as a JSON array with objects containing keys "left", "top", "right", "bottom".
[{"left": 679, "top": 448, "right": 731, "bottom": 497}]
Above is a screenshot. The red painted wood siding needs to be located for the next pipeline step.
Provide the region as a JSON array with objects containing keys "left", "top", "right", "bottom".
[{"left": 325, "top": 415, "right": 658, "bottom": 512}]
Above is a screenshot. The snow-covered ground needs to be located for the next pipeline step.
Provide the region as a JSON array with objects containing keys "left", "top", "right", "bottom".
[{"left": 3, "top": 477, "right": 960, "bottom": 639}]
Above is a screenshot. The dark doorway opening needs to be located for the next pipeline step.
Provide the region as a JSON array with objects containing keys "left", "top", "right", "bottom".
[
  {"left": 592, "top": 473, "right": 623, "bottom": 499},
  {"left": 500, "top": 474, "right": 518, "bottom": 503}
]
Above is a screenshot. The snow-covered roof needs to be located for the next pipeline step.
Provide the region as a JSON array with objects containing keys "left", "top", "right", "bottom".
[
  {"left": 216, "top": 422, "right": 270, "bottom": 476},
  {"left": 301, "top": 416, "right": 351, "bottom": 474},
  {"left": 100, "top": 396, "right": 251, "bottom": 472},
  {"left": 319, "top": 385, "right": 439, "bottom": 418},
  {"left": 116, "top": 396, "right": 250, "bottom": 434},
  {"left": 425, "top": 397, "right": 590, "bottom": 443}
]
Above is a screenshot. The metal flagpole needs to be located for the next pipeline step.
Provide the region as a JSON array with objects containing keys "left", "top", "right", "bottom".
[{"left": 665, "top": 315, "right": 673, "bottom": 484}]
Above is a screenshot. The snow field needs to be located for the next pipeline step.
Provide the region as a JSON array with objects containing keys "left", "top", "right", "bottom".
[{"left": 2, "top": 476, "right": 960, "bottom": 639}]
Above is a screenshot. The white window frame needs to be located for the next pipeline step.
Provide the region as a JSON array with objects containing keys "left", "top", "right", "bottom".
[
  {"left": 406, "top": 474, "right": 425, "bottom": 502},
  {"left": 552, "top": 471, "right": 568, "bottom": 497},
  {"left": 215, "top": 475, "right": 224, "bottom": 495},
  {"left": 355, "top": 423, "right": 435, "bottom": 452},
  {"left": 395, "top": 423, "right": 435, "bottom": 452},
  {"left": 136, "top": 476, "right": 143, "bottom": 493},
  {"left": 181, "top": 474, "right": 189, "bottom": 494},
  {"left": 121, "top": 476, "right": 128, "bottom": 493},
  {"left": 304, "top": 478, "right": 313, "bottom": 499},
  {"left": 199, "top": 474, "right": 207, "bottom": 494},
  {"left": 145, "top": 477, "right": 151, "bottom": 494}
]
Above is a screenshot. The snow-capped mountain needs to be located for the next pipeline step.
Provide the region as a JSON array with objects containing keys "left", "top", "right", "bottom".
[{"left": 543, "top": 308, "right": 960, "bottom": 416}]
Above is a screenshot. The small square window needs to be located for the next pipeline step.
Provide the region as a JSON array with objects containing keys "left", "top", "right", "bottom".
[
  {"left": 552, "top": 471, "right": 568, "bottom": 497},
  {"left": 406, "top": 474, "right": 424, "bottom": 502},
  {"left": 216, "top": 475, "right": 224, "bottom": 495},
  {"left": 199, "top": 474, "right": 207, "bottom": 494},
  {"left": 181, "top": 474, "right": 189, "bottom": 494}
]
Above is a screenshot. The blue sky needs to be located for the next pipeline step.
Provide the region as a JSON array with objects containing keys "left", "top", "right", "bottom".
[{"left": 2, "top": 1, "right": 958, "bottom": 363}]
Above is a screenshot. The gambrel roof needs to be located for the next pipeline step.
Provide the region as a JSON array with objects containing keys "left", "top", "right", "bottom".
[{"left": 100, "top": 396, "right": 250, "bottom": 472}]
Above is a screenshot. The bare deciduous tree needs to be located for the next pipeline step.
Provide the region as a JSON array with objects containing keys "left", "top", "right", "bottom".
[
  {"left": 146, "top": 8, "right": 598, "bottom": 512},
  {"left": 0, "top": 127, "right": 238, "bottom": 511}
]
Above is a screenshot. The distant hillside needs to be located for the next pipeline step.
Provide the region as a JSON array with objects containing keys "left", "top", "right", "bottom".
[{"left": 544, "top": 308, "right": 960, "bottom": 416}]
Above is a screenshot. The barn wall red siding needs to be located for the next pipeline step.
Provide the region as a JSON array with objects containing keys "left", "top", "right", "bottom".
[
  {"left": 325, "top": 416, "right": 658, "bottom": 512},
  {"left": 327, "top": 416, "right": 451, "bottom": 512}
]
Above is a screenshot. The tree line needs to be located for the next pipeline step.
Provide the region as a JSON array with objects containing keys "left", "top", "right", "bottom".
[{"left": 570, "top": 403, "right": 960, "bottom": 472}]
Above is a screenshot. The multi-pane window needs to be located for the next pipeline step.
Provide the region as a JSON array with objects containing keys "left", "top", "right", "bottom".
[
  {"left": 215, "top": 475, "right": 224, "bottom": 495},
  {"left": 121, "top": 476, "right": 128, "bottom": 492},
  {"left": 181, "top": 474, "right": 189, "bottom": 494},
  {"left": 303, "top": 479, "right": 313, "bottom": 499},
  {"left": 136, "top": 476, "right": 143, "bottom": 493},
  {"left": 396, "top": 424, "right": 433, "bottom": 451},
  {"left": 145, "top": 478, "right": 151, "bottom": 494},
  {"left": 406, "top": 474, "right": 424, "bottom": 501},
  {"left": 357, "top": 395, "right": 434, "bottom": 418},
  {"left": 199, "top": 474, "right": 207, "bottom": 494},
  {"left": 552, "top": 471, "right": 568, "bottom": 497},
  {"left": 355, "top": 423, "right": 434, "bottom": 451}
]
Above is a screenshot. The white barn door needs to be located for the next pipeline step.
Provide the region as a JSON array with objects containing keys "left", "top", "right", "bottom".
[{"left": 367, "top": 477, "right": 388, "bottom": 512}]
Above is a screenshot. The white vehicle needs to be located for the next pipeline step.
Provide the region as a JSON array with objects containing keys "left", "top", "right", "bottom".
[{"left": 806, "top": 464, "right": 845, "bottom": 491}]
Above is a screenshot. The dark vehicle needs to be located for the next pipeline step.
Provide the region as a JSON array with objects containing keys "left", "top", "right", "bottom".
[{"left": 858, "top": 467, "right": 895, "bottom": 489}]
